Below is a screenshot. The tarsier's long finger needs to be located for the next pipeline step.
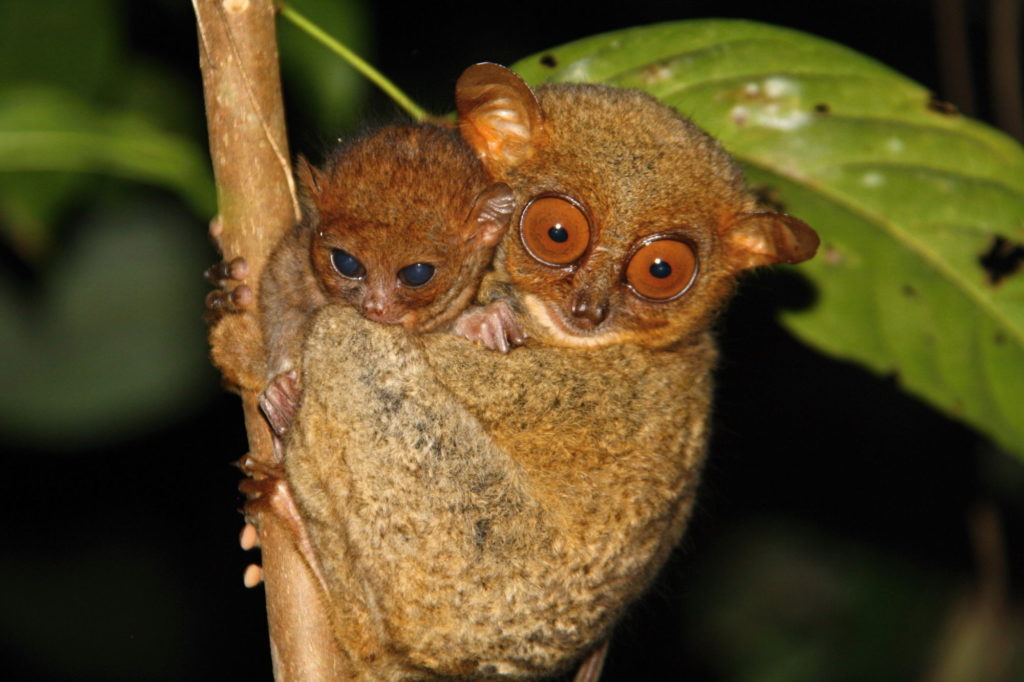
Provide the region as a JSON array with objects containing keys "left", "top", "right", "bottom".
[
  {"left": 238, "top": 453, "right": 284, "bottom": 479},
  {"left": 243, "top": 563, "right": 263, "bottom": 588},
  {"left": 498, "top": 304, "right": 527, "bottom": 346},
  {"left": 205, "top": 284, "right": 254, "bottom": 325},
  {"left": 240, "top": 520, "right": 263, "bottom": 588},
  {"left": 258, "top": 371, "right": 301, "bottom": 438},
  {"left": 204, "top": 256, "right": 249, "bottom": 286},
  {"left": 240, "top": 522, "right": 260, "bottom": 550},
  {"left": 488, "top": 318, "right": 510, "bottom": 354}
]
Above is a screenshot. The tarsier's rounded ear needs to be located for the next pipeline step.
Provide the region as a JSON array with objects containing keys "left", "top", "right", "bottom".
[
  {"left": 455, "top": 62, "right": 544, "bottom": 170},
  {"left": 464, "top": 182, "right": 515, "bottom": 247},
  {"left": 295, "top": 155, "right": 324, "bottom": 199},
  {"left": 721, "top": 212, "right": 820, "bottom": 271}
]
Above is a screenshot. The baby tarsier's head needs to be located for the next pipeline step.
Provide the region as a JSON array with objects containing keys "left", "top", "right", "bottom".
[
  {"left": 299, "top": 124, "right": 514, "bottom": 332},
  {"left": 457, "top": 63, "right": 820, "bottom": 349}
]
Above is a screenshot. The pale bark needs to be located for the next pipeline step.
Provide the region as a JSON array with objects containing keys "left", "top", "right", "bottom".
[{"left": 193, "top": 1, "right": 347, "bottom": 678}]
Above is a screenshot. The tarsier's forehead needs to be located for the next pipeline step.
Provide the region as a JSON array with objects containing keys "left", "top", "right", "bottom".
[{"left": 324, "top": 218, "right": 450, "bottom": 262}]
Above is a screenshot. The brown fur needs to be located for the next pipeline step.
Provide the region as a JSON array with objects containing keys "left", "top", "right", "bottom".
[
  {"left": 259, "top": 123, "right": 512, "bottom": 377},
  {"left": 456, "top": 63, "right": 819, "bottom": 350},
  {"left": 286, "top": 307, "right": 713, "bottom": 679},
  {"left": 273, "top": 65, "right": 819, "bottom": 680}
]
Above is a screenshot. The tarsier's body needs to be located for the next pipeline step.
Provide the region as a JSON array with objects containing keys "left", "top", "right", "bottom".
[{"left": 249, "top": 65, "right": 817, "bottom": 681}]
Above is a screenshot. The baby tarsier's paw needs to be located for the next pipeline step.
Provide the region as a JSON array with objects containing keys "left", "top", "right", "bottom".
[
  {"left": 204, "top": 256, "right": 253, "bottom": 325},
  {"left": 259, "top": 370, "right": 301, "bottom": 438},
  {"left": 452, "top": 300, "right": 527, "bottom": 353}
]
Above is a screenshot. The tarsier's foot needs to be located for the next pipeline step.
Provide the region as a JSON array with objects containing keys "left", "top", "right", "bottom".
[
  {"left": 237, "top": 454, "right": 329, "bottom": 595},
  {"left": 452, "top": 300, "right": 527, "bottom": 353},
  {"left": 204, "top": 256, "right": 253, "bottom": 324},
  {"left": 259, "top": 370, "right": 301, "bottom": 438},
  {"left": 237, "top": 457, "right": 285, "bottom": 588}
]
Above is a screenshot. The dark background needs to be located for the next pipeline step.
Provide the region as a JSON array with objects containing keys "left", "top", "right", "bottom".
[{"left": 2, "top": 0, "right": 1021, "bottom": 680}]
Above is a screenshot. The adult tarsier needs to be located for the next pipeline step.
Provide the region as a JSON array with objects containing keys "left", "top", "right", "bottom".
[{"left": 212, "top": 63, "right": 818, "bottom": 681}]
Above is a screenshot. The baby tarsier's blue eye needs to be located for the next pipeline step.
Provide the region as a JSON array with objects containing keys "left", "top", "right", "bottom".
[
  {"left": 398, "top": 263, "right": 435, "bottom": 287},
  {"left": 331, "top": 249, "right": 365, "bottom": 279}
]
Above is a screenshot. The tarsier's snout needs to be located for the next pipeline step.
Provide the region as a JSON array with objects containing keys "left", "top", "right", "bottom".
[
  {"left": 569, "top": 288, "right": 610, "bottom": 327},
  {"left": 360, "top": 290, "right": 402, "bottom": 325}
]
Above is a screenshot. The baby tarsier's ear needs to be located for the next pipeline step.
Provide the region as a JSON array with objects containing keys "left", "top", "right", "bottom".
[
  {"left": 295, "top": 155, "right": 326, "bottom": 201},
  {"left": 463, "top": 182, "right": 515, "bottom": 248},
  {"left": 720, "top": 211, "right": 820, "bottom": 271},
  {"left": 456, "top": 62, "right": 545, "bottom": 171}
]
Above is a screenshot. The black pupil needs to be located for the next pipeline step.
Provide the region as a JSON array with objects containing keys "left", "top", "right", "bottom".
[
  {"left": 400, "top": 263, "right": 435, "bottom": 286},
  {"left": 650, "top": 259, "right": 672, "bottom": 279},
  {"left": 332, "top": 249, "right": 364, "bottom": 278},
  {"left": 548, "top": 224, "right": 569, "bottom": 243}
]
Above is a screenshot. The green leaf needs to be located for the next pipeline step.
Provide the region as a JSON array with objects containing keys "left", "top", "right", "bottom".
[
  {"left": 0, "top": 0, "right": 119, "bottom": 98},
  {"left": 0, "top": 86, "right": 215, "bottom": 255},
  {"left": 510, "top": 20, "right": 1024, "bottom": 458},
  {"left": 0, "top": 201, "right": 215, "bottom": 449}
]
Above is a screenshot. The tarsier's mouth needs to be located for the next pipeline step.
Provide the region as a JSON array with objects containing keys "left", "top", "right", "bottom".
[
  {"left": 522, "top": 294, "right": 623, "bottom": 348},
  {"left": 361, "top": 307, "right": 407, "bottom": 326}
]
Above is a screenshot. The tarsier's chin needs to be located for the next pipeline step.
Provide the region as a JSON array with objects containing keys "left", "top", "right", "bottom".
[{"left": 273, "top": 65, "right": 819, "bottom": 681}]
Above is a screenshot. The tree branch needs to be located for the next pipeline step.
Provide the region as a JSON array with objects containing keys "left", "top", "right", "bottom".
[{"left": 192, "top": 0, "right": 347, "bottom": 678}]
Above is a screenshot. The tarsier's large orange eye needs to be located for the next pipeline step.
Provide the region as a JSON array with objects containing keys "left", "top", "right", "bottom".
[
  {"left": 520, "top": 195, "right": 591, "bottom": 266},
  {"left": 625, "top": 236, "right": 699, "bottom": 301}
]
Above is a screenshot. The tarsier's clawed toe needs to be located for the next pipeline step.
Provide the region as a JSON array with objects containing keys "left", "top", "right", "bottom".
[
  {"left": 259, "top": 371, "right": 301, "bottom": 438},
  {"left": 204, "top": 256, "right": 249, "bottom": 285},
  {"left": 452, "top": 301, "right": 527, "bottom": 353},
  {"left": 204, "top": 285, "right": 253, "bottom": 323},
  {"left": 242, "top": 563, "right": 263, "bottom": 588},
  {"left": 239, "top": 467, "right": 284, "bottom": 504},
  {"left": 239, "top": 522, "right": 260, "bottom": 551},
  {"left": 239, "top": 463, "right": 299, "bottom": 526},
  {"left": 204, "top": 257, "right": 253, "bottom": 324},
  {"left": 239, "top": 524, "right": 264, "bottom": 588}
]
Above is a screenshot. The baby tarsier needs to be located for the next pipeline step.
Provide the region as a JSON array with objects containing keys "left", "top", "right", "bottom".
[
  {"left": 256, "top": 124, "right": 514, "bottom": 435},
  {"left": 230, "top": 63, "right": 818, "bottom": 681}
]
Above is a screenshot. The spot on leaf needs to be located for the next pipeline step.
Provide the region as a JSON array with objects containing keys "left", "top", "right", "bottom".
[
  {"left": 927, "top": 95, "right": 959, "bottom": 116},
  {"left": 813, "top": 102, "right": 831, "bottom": 114},
  {"left": 641, "top": 62, "right": 674, "bottom": 84},
  {"left": 979, "top": 235, "right": 1024, "bottom": 285},
  {"left": 540, "top": 54, "right": 558, "bottom": 68},
  {"left": 823, "top": 246, "right": 845, "bottom": 266}
]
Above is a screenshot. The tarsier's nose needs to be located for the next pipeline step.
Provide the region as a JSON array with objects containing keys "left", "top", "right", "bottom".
[
  {"left": 570, "top": 291, "right": 609, "bottom": 326},
  {"left": 362, "top": 296, "right": 388, "bottom": 321}
]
